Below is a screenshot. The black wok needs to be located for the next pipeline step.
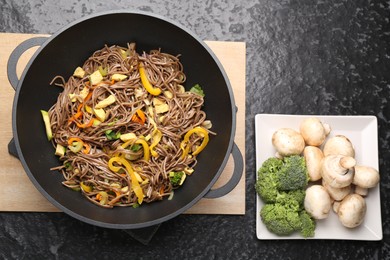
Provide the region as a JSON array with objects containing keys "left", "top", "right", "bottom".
[{"left": 7, "top": 10, "right": 243, "bottom": 229}]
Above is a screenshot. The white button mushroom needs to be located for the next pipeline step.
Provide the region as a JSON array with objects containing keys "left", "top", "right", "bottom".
[
  {"left": 333, "top": 201, "right": 341, "bottom": 214},
  {"left": 323, "top": 135, "right": 355, "bottom": 158},
  {"left": 355, "top": 186, "right": 368, "bottom": 197},
  {"left": 337, "top": 194, "right": 366, "bottom": 228},
  {"left": 352, "top": 165, "right": 380, "bottom": 197},
  {"left": 304, "top": 185, "right": 332, "bottom": 220},
  {"left": 321, "top": 155, "right": 356, "bottom": 188},
  {"left": 322, "top": 179, "right": 351, "bottom": 201},
  {"left": 271, "top": 128, "right": 305, "bottom": 157},
  {"left": 353, "top": 165, "right": 380, "bottom": 189},
  {"left": 299, "top": 117, "right": 331, "bottom": 146},
  {"left": 303, "top": 146, "right": 324, "bottom": 181}
]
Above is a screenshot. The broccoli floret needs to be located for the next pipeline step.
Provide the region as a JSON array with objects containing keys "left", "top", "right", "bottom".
[
  {"left": 169, "top": 171, "right": 186, "bottom": 187},
  {"left": 260, "top": 195, "right": 314, "bottom": 237},
  {"left": 277, "top": 155, "right": 309, "bottom": 191},
  {"left": 258, "top": 157, "right": 284, "bottom": 175},
  {"left": 255, "top": 157, "right": 283, "bottom": 203},
  {"left": 299, "top": 211, "right": 316, "bottom": 238},
  {"left": 256, "top": 155, "right": 315, "bottom": 238},
  {"left": 260, "top": 203, "right": 302, "bottom": 236},
  {"left": 255, "top": 156, "right": 308, "bottom": 202},
  {"left": 275, "top": 189, "right": 306, "bottom": 210}
]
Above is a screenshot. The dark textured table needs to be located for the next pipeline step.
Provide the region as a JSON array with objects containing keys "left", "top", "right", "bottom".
[{"left": 1, "top": 1, "right": 389, "bottom": 259}]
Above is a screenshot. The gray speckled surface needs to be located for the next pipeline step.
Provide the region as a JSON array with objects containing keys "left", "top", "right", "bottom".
[{"left": 1, "top": 0, "right": 390, "bottom": 259}]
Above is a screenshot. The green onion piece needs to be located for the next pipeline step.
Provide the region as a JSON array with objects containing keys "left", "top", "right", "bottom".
[{"left": 105, "top": 130, "right": 121, "bottom": 140}]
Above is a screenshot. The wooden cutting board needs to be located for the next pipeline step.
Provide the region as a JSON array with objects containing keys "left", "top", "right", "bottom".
[{"left": 0, "top": 33, "right": 246, "bottom": 214}]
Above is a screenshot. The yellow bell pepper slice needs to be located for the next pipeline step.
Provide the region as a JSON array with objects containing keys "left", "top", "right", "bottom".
[
  {"left": 80, "top": 181, "right": 92, "bottom": 192},
  {"left": 180, "top": 127, "right": 209, "bottom": 159},
  {"left": 121, "top": 138, "right": 151, "bottom": 161},
  {"left": 108, "top": 157, "right": 144, "bottom": 204},
  {"left": 108, "top": 157, "right": 122, "bottom": 172},
  {"left": 139, "top": 62, "right": 161, "bottom": 96},
  {"left": 146, "top": 116, "right": 162, "bottom": 158},
  {"left": 149, "top": 129, "right": 162, "bottom": 158}
]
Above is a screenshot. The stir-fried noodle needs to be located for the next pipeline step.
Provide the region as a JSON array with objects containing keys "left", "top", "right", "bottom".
[{"left": 46, "top": 43, "right": 213, "bottom": 208}]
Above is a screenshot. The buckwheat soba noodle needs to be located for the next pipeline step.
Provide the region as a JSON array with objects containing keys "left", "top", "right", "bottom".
[{"left": 43, "top": 43, "right": 213, "bottom": 208}]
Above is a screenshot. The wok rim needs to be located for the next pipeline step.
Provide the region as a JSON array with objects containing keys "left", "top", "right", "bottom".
[{"left": 11, "top": 9, "right": 237, "bottom": 229}]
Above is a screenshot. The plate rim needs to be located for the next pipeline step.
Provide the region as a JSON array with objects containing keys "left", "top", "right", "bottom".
[{"left": 255, "top": 113, "right": 382, "bottom": 241}]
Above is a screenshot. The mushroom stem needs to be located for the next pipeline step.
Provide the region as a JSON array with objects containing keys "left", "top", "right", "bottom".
[
  {"left": 321, "top": 155, "right": 356, "bottom": 188},
  {"left": 340, "top": 157, "right": 357, "bottom": 170}
]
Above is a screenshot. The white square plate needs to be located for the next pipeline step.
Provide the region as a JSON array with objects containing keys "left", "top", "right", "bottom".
[{"left": 255, "top": 114, "right": 382, "bottom": 240}]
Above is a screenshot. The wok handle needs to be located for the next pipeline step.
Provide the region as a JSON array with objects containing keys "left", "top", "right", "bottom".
[
  {"left": 7, "top": 36, "right": 47, "bottom": 90},
  {"left": 204, "top": 142, "right": 243, "bottom": 199}
]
